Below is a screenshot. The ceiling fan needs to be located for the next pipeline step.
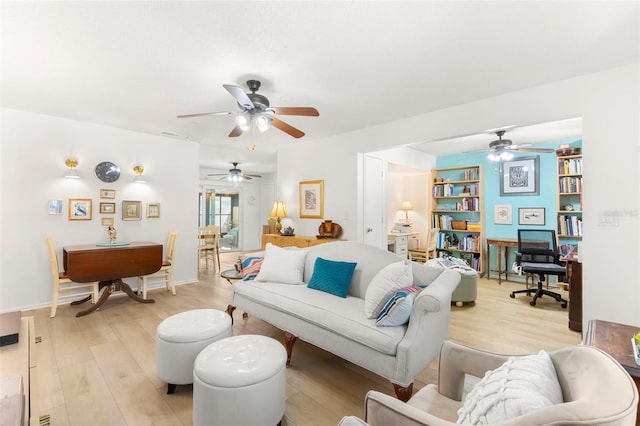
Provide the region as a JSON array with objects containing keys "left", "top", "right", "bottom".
[
  {"left": 487, "top": 130, "right": 554, "bottom": 161},
  {"left": 178, "top": 79, "right": 319, "bottom": 139},
  {"left": 207, "top": 162, "right": 262, "bottom": 182}
]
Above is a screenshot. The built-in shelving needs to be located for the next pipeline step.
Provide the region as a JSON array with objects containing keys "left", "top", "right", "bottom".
[
  {"left": 429, "top": 165, "right": 484, "bottom": 274},
  {"left": 557, "top": 154, "right": 582, "bottom": 256}
]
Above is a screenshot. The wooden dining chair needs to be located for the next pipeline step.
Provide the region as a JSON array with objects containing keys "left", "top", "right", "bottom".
[
  {"left": 137, "top": 231, "right": 179, "bottom": 299},
  {"left": 45, "top": 236, "right": 99, "bottom": 318},
  {"left": 197, "top": 225, "right": 220, "bottom": 271}
]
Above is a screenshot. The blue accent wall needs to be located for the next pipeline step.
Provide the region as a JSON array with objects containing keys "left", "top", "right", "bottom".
[{"left": 435, "top": 139, "right": 582, "bottom": 275}]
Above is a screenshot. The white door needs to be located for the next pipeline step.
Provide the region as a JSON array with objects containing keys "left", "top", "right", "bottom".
[{"left": 364, "top": 155, "right": 386, "bottom": 249}]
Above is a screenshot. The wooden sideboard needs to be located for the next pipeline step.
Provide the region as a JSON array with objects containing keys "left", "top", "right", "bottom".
[{"left": 261, "top": 234, "right": 341, "bottom": 250}]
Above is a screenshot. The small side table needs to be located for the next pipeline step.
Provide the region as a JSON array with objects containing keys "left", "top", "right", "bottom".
[
  {"left": 584, "top": 319, "right": 640, "bottom": 425},
  {"left": 220, "top": 269, "right": 242, "bottom": 285}
]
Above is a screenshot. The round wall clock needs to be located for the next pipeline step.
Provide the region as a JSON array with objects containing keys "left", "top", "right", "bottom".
[
  {"left": 94, "top": 161, "right": 121, "bottom": 183},
  {"left": 247, "top": 195, "right": 256, "bottom": 205}
]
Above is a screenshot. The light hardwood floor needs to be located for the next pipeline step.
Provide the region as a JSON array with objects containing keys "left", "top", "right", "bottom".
[{"left": 24, "top": 252, "right": 581, "bottom": 426}]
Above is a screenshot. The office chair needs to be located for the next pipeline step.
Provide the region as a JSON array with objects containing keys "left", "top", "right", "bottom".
[{"left": 509, "top": 229, "right": 568, "bottom": 308}]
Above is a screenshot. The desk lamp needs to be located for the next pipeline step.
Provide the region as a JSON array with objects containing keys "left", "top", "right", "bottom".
[
  {"left": 270, "top": 201, "right": 287, "bottom": 235},
  {"left": 400, "top": 201, "right": 413, "bottom": 223}
]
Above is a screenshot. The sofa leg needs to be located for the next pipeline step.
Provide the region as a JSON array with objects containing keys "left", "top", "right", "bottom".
[
  {"left": 284, "top": 332, "right": 298, "bottom": 366},
  {"left": 393, "top": 383, "right": 413, "bottom": 402},
  {"left": 226, "top": 304, "right": 236, "bottom": 323}
]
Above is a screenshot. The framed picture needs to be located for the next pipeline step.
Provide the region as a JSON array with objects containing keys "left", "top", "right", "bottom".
[
  {"left": 519, "top": 207, "right": 546, "bottom": 225},
  {"left": 147, "top": 202, "right": 160, "bottom": 218},
  {"left": 122, "top": 200, "right": 142, "bottom": 220},
  {"left": 500, "top": 156, "right": 540, "bottom": 196},
  {"left": 99, "top": 202, "right": 116, "bottom": 214},
  {"left": 48, "top": 199, "right": 63, "bottom": 215},
  {"left": 68, "top": 198, "right": 92, "bottom": 220},
  {"left": 494, "top": 204, "right": 512, "bottom": 225},
  {"left": 299, "top": 180, "right": 324, "bottom": 219},
  {"left": 100, "top": 188, "right": 116, "bottom": 199},
  {"left": 101, "top": 217, "right": 114, "bottom": 226}
]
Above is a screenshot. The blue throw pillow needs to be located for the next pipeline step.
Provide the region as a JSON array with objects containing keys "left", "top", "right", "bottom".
[
  {"left": 376, "top": 286, "right": 423, "bottom": 327},
  {"left": 307, "top": 257, "right": 357, "bottom": 298}
]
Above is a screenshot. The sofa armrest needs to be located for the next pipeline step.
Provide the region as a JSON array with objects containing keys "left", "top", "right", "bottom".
[
  {"left": 364, "top": 391, "right": 455, "bottom": 426},
  {"left": 338, "top": 416, "right": 369, "bottom": 426},
  {"left": 436, "top": 340, "right": 509, "bottom": 401},
  {"left": 393, "top": 269, "right": 460, "bottom": 386}
]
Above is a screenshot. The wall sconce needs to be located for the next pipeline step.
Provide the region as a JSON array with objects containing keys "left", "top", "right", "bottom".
[
  {"left": 133, "top": 163, "right": 146, "bottom": 183},
  {"left": 270, "top": 201, "right": 288, "bottom": 235},
  {"left": 400, "top": 200, "right": 413, "bottom": 223},
  {"left": 64, "top": 155, "right": 80, "bottom": 178}
]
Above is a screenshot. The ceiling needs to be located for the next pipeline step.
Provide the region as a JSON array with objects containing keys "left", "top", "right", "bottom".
[{"left": 2, "top": 2, "right": 638, "bottom": 175}]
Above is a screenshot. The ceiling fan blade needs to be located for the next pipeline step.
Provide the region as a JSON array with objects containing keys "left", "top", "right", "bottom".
[
  {"left": 207, "top": 173, "right": 227, "bottom": 177},
  {"left": 515, "top": 147, "right": 555, "bottom": 153},
  {"left": 244, "top": 173, "right": 262, "bottom": 178},
  {"left": 223, "top": 84, "right": 254, "bottom": 109},
  {"left": 270, "top": 107, "right": 319, "bottom": 117},
  {"left": 271, "top": 117, "right": 305, "bottom": 138},
  {"left": 228, "top": 125, "right": 243, "bottom": 138},
  {"left": 177, "top": 111, "right": 234, "bottom": 119},
  {"left": 241, "top": 175, "right": 253, "bottom": 180}
]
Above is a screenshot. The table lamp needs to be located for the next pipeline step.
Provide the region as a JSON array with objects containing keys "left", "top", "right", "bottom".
[
  {"left": 400, "top": 201, "right": 413, "bottom": 223},
  {"left": 270, "top": 201, "right": 287, "bottom": 235}
]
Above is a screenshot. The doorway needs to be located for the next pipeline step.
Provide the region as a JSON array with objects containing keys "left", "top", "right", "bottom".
[{"left": 199, "top": 186, "right": 241, "bottom": 252}]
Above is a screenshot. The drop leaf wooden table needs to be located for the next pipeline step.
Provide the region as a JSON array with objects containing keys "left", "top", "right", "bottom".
[{"left": 63, "top": 241, "right": 163, "bottom": 317}]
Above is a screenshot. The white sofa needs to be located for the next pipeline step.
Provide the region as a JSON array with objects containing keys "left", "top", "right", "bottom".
[{"left": 226, "top": 241, "right": 461, "bottom": 401}]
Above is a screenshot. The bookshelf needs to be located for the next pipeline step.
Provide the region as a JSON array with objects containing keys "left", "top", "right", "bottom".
[
  {"left": 430, "top": 165, "right": 484, "bottom": 274},
  {"left": 556, "top": 154, "right": 582, "bottom": 256}
]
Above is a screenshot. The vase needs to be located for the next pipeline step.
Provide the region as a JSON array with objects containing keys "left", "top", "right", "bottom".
[{"left": 323, "top": 220, "right": 333, "bottom": 235}]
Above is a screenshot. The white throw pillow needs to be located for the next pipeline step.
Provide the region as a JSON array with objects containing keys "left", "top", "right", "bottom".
[
  {"left": 255, "top": 243, "right": 308, "bottom": 284},
  {"left": 456, "top": 350, "right": 563, "bottom": 425},
  {"left": 364, "top": 260, "right": 413, "bottom": 318}
]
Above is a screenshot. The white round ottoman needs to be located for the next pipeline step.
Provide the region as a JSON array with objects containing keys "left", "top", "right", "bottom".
[
  {"left": 193, "top": 334, "right": 287, "bottom": 426},
  {"left": 156, "top": 309, "right": 232, "bottom": 394}
]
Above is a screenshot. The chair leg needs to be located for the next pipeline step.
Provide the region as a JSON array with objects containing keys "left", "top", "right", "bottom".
[
  {"left": 50, "top": 282, "right": 60, "bottom": 318},
  {"left": 91, "top": 282, "right": 99, "bottom": 304},
  {"left": 142, "top": 276, "right": 148, "bottom": 300}
]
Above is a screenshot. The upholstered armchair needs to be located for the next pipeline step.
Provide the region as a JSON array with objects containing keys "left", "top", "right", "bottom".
[{"left": 339, "top": 340, "right": 638, "bottom": 426}]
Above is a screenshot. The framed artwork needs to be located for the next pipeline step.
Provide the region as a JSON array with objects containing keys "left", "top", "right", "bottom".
[
  {"left": 122, "top": 200, "right": 142, "bottom": 220},
  {"left": 500, "top": 156, "right": 540, "bottom": 196},
  {"left": 101, "top": 217, "right": 114, "bottom": 226},
  {"left": 68, "top": 198, "right": 92, "bottom": 220},
  {"left": 100, "top": 188, "right": 116, "bottom": 199},
  {"left": 494, "top": 204, "right": 512, "bottom": 225},
  {"left": 48, "top": 199, "right": 63, "bottom": 215},
  {"left": 147, "top": 202, "right": 160, "bottom": 218},
  {"left": 519, "top": 207, "right": 545, "bottom": 225},
  {"left": 99, "top": 202, "right": 116, "bottom": 214},
  {"left": 299, "top": 180, "right": 324, "bottom": 219}
]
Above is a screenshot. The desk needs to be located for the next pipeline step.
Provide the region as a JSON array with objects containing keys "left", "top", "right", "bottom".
[
  {"left": 584, "top": 320, "right": 640, "bottom": 425},
  {"left": 63, "top": 241, "right": 163, "bottom": 317},
  {"left": 486, "top": 238, "right": 518, "bottom": 284}
]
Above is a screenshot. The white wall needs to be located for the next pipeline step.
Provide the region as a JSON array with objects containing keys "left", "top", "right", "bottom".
[
  {"left": 1, "top": 108, "right": 200, "bottom": 311},
  {"left": 278, "top": 64, "right": 640, "bottom": 329}
]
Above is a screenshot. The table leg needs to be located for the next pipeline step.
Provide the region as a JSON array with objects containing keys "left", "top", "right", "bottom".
[
  {"left": 76, "top": 279, "right": 155, "bottom": 317},
  {"left": 486, "top": 242, "right": 491, "bottom": 280},
  {"left": 70, "top": 295, "right": 92, "bottom": 306}
]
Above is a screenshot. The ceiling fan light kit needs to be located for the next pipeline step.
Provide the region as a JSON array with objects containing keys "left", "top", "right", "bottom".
[
  {"left": 179, "top": 79, "right": 319, "bottom": 139},
  {"left": 486, "top": 129, "right": 554, "bottom": 161},
  {"left": 207, "top": 162, "right": 262, "bottom": 183}
]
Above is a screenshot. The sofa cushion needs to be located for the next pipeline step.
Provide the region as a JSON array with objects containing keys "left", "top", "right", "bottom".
[
  {"left": 456, "top": 350, "right": 563, "bottom": 424},
  {"left": 240, "top": 255, "right": 263, "bottom": 281},
  {"left": 256, "top": 243, "right": 308, "bottom": 284},
  {"left": 375, "top": 286, "right": 423, "bottom": 327},
  {"left": 307, "top": 257, "right": 357, "bottom": 298},
  {"left": 232, "top": 280, "right": 406, "bottom": 355},
  {"left": 364, "top": 260, "right": 413, "bottom": 318}
]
